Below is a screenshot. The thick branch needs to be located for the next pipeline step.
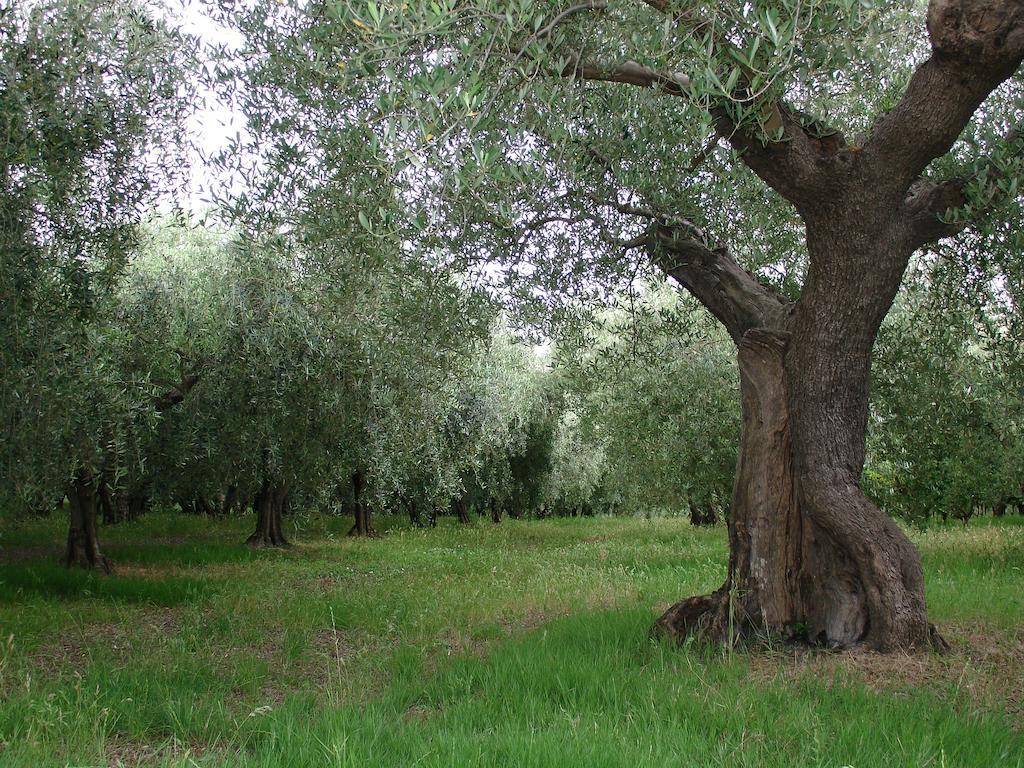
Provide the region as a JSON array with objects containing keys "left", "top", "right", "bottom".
[
  {"left": 904, "top": 125, "right": 1023, "bottom": 247},
  {"left": 866, "top": 0, "right": 1024, "bottom": 190},
  {"left": 565, "top": 54, "right": 691, "bottom": 94},
  {"left": 650, "top": 225, "right": 792, "bottom": 341},
  {"left": 904, "top": 178, "right": 968, "bottom": 247},
  {"left": 154, "top": 372, "right": 201, "bottom": 413},
  {"left": 715, "top": 105, "right": 844, "bottom": 211},
  {"left": 564, "top": 53, "right": 838, "bottom": 209}
]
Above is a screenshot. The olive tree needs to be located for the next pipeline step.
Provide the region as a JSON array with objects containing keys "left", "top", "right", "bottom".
[
  {"left": 0, "top": 0, "right": 193, "bottom": 569},
  {"left": 868, "top": 253, "right": 1024, "bottom": 523}
]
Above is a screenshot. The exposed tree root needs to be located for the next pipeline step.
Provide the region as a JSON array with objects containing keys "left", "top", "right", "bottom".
[{"left": 652, "top": 588, "right": 951, "bottom": 654}]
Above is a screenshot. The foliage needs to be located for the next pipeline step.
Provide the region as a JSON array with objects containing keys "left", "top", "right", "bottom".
[
  {"left": 551, "top": 281, "right": 739, "bottom": 517},
  {"left": 0, "top": 0, "right": 195, "bottom": 511},
  {"left": 868, "top": 257, "right": 1024, "bottom": 523}
]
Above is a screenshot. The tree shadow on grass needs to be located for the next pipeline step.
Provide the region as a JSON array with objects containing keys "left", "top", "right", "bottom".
[{"left": 0, "top": 561, "right": 212, "bottom": 606}]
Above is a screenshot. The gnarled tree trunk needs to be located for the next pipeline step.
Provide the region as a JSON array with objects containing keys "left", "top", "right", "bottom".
[
  {"left": 347, "top": 468, "right": 377, "bottom": 537},
  {"left": 655, "top": 330, "right": 804, "bottom": 645},
  {"left": 247, "top": 479, "right": 289, "bottom": 547},
  {"left": 655, "top": 322, "right": 943, "bottom": 650},
  {"left": 651, "top": 219, "right": 947, "bottom": 652},
  {"left": 64, "top": 469, "right": 111, "bottom": 573}
]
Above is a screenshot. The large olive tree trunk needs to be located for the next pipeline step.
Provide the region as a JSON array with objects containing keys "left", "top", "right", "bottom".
[
  {"left": 247, "top": 479, "right": 289, "bottom": 547},
  {"left": 64, "top": 469, "right": 111, "bottom": 573},
  {"left": 655, "top": 319, "right": 941, "bottom": 650},
  {"left": 651, "top": 216, "right": 947, "bottom": 651}
]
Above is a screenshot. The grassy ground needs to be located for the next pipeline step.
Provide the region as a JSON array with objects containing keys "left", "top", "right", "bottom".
[{"left": 0, "top": 512, "right": 1022, "bottom": 767}]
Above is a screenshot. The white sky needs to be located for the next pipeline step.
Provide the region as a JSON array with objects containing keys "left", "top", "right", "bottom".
[{"left": 161, "top": 0, "right": 248, "bottom": 213}]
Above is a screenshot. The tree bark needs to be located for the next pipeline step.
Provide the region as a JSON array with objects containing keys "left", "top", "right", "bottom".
[
  {"left": 222, "top": 484, "right": 239, "bottom": 515},
  {"left": 127, "top": 491, "right": 149, "bottom": 520},
  {"left": 97, "top": 477, "right": 117, "bottom": 525},
  {"left": 655, "top": 330, "right": 803, "bottom": 645},
  {"left": 246, "top": 479, "right": 289, "bottom": 547},
  {"left": 407, "top": 497, "right": 422, "bottom": 526},
  {"left": 654, "top": 230, "right": 948, "bottom": 652},
  {"left": 63, "top": 469, "right": 111, "bottom": 573},
  {"left": 347, "top": 468, "right": 377, "bottom": 537},
  {"left": 453, "top": 495, "right": 471, "bottom": 524},
  {"left": 195, "top": 494, "right": 212, "bottom": 516},
  {"left": 688, "top": 500, "right": 718, "bottom": 526}
]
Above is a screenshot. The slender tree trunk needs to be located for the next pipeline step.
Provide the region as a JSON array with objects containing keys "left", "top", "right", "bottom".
[
  {"left": 489, "top": 497, "right": 502, "bottom": 524},
  {"left": 97, "top": 477, "right": 117, "bottom": 525},
  {"left": 246, "top": 479, "right": 289, "bottom": 547},
  {"left": 115, "top": 493, "right": 131, "bottom": 523},
  {"left": 195, "top": 494, "right": 212, "bottom": 516},
  {"left": 407, "top": 498, "right": 422, "bottom": 527},
  {"left": 454, "top": 496, "right": 470, "bottom": 524},
  {"left": 63, "top": 468, "right": 111, "bottom": 573},
  {"left": 347, "top": 469, "right": 377, "bottom": 537},
  {"left": 127, "top": 491, "right": 148, "bottom": 520},
  {"left": 688, "top": 500, "right": 718, "bottom": 526},
  {"left": 222, "top": 485, "right": 238, "bottom": 515}
]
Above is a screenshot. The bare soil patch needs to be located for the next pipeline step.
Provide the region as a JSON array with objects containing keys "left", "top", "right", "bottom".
[
  {"left": 28, "top": 607, "right": 183, "bottom": 677},
  {"left": 104, "top": 735, "right": 218, "bottom": 768},
  {"left": 747, "top": 622, "right": 1024, "bottom": 726}
]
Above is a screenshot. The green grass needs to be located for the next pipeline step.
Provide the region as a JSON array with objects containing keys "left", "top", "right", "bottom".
[{"left": 1, "top": 512, "right": 1022, "bottom": 767}]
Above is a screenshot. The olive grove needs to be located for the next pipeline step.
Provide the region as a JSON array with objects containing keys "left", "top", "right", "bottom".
[
  {"left": 2, "top": 0, "right": 1023, "bottom": 660},
  {"left": 212, "top": 0, "right": 1024, "bottom": 650}
]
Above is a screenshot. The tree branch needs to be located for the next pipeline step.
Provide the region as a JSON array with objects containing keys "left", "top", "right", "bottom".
[
  {"left": 905, "top": 125, "right": 1024, "bottom": 248},
  {"left": 650, "top": 224, "right": 792, "bottom": 341},
  {"left": 903, "top": 177, "right": 969, "bottom": 248},
  {"left": 154, "top": 353, "right": 205, "bottom": 413},
  {"left": 154, "top": 373, "right": 200, "bottom": 413},
  {"left": 714, "top": 105, "right": 845, "bottom": 211},
  {"left": 865, "top": 0, "right": 1024, "bottom": 192},
  {"left": 564, "top": 53, "right": 691, "bottom": 95},
  {"left": 563, "top": 52, "right": 839, "bottom": 209}
]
